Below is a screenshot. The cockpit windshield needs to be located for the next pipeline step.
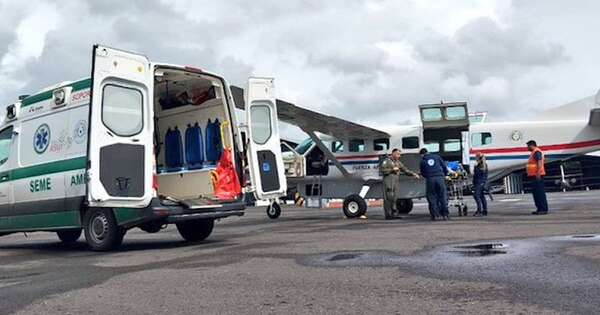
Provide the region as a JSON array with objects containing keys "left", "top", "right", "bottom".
[{"left": 295, "top": 138, "right": 314, "bottom": 154}]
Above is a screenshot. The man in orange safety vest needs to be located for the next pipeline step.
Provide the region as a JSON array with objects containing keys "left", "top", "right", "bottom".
[{"left": 526, "top": 140, "right": 549, "bottom": 215}]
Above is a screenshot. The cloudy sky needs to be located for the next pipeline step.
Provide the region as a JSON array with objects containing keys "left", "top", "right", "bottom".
[{"left": 0, "top": 0, "right": 598, "bottom": 139}]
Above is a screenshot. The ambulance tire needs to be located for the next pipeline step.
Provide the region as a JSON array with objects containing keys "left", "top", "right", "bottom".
[
  {"left": 266, "top": 202, "right": 281, "bottom": 219},
  {"left": 83, "top": 208, "right": 124, "bottom": 251},
  {"left": 176, "top": 219, "right": 214, "bottom": 242},
  {"left": 56, "top": 229, "right": 82, "bottom": 244},
  {"left": 343, "top": 194, "right": 367, "bottom": 218},
  {"left": 395, "top": 199, "right": 414, "bottom": 214}
]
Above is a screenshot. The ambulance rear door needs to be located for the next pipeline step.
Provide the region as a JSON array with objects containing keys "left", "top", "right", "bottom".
[
  {"left": 87, "top": 45, "right": 154, "bottom": 208},
  {"left": 245, "top": 77, "right": 287, "bottom": 200}
]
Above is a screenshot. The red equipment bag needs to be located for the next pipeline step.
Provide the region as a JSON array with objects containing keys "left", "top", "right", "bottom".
[{"left": 213, "top": 149, "right": 242, "bottom": 201}]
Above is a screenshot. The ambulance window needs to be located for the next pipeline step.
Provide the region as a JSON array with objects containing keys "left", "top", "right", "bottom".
[
  {"left": 471, "top": 132, "right": 492, "bottom": 147},
  {"left": 446, "top": 106, "right": 467, "bottom": 120},
  {"left": 402, "top": 136, "right": 419, "bottom": 149},
  {"left": 349, "top": 139, "right": 365, "bottom": 152},
  {"left": 250, "top": 105, "right": 272, "bottom": 144},
  {"left": 0, "top": 126, "right": 13, "bottom": 166},
  {"left": 422, "top": 108, "right": 442, "bottom": 121},
  {"left": 331, "top": 140, "right": 344, "bottom": 153},
  {"left": 443, "top": 139, "right": 461, "bottom": 152},
  {"left": 373, "top": 138, "right": 389, "bottom": 151},
  {"left": 102, "top": 84, "right": 143, "bottom": 136},
  {"left": 424, "top": 142, "right": 439, "bottom": 153}
]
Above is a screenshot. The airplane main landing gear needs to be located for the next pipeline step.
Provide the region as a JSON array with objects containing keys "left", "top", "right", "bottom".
[
  {"left": 266, "top": 202, "right": 281, "bottom": 219},
  {"left": 395, "top": 199, "right": 414, "bottom": 214},
  {"left": 342, "top": 194, "right": 367, "bottom": 218}
]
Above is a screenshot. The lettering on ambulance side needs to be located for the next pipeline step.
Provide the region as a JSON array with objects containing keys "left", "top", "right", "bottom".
[
  {"left": 29, "top": 178, "right": 52, "bottom": 193},
  {"left": 70, "top": 173, "right": 86, "bottom": 186}
]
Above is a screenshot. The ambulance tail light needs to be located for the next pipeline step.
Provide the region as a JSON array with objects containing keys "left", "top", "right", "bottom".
[{"left": 152, "top": 158, "right": 159, "bottom": 195}]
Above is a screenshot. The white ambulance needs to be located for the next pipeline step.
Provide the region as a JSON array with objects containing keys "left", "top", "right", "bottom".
[{"left": 0, "top": 45, "right": 286, "bottom": 251}]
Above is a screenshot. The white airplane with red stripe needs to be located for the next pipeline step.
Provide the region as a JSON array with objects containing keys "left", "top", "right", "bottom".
[{"left": 257, "top": 89, "right": 600, "bottom": 219}]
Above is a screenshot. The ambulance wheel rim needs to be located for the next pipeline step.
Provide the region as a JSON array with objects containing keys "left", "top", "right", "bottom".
[
  {"left": 90, "top": 214, "right": 109, "bottom": 242},
  {"left": 348, "top": 201, "right": 359, "bottom": 213},
  {"left": 268, "top": 206, "right": 277, "bottom": 216}
]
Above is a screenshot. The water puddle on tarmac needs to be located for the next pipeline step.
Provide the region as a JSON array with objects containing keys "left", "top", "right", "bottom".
[
  {"left": 450, "top": 243, "right": 508, "bottom": 257},
  {"left": 328, "top": 253, "right": 363, "bottom": 261}
]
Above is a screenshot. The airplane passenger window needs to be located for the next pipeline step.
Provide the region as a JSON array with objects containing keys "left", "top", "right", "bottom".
[
  {"left": 349, "top": 139, "right": 365, "bottom": 152},
  {"left": 422, "top": 108, "right": 442, "bottom": 121},
  {"left": 373, "top": 138, "right": 390, "bottom": 151},
  {"left": 446, "top": 106, "right": 467, "bottom": 120},
  {"left": 0, "top": 126, "right": 13, "bottom": 167},
  {"left": 443, "top": 139, "right": 461, "bottom": 152},
  {"left": 471, "top": 132, "right": 492, "bottom": 147},
  {"left": 424, "top": 142, "right": 439, "bottom": 153},
  {"left": 331, "top": 140, "right": 344, "bottom": 153},
  {"left": 402, "top": 136, "right": 419, "bottom": 149}
]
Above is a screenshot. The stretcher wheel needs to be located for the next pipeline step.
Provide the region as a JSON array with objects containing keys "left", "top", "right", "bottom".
[{"left": 266, "top": 202, "right": 281, "bottom": 219}]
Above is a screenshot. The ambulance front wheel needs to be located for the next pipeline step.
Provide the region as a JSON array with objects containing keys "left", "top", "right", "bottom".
[
  {"left": 266, "top": 202, "right": 281, "bottom": 219},
  {"left": 343, "top": 194, "right": 367, "bottom": 218},
  {"left": 177, "top": 219, "right": 214, "bottom": 242},
  {"left": 83, "top": 208, "right": 124, "bottom": 251},
  {"left": 57, "top": 229, "right": 82, "bottom": 244},
  {"left": 395, "top": 199, "right": 414, "bottom": 214}
]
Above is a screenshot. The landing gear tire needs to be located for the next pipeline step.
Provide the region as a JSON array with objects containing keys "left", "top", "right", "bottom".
[
  {"left": 395, "top": 199, "right": 414, "bottom": 214},
  {"left": 343, "top": 194, "right": 367, "bottom": 218},
  {"left": 83, "top": 208, "right": 124, "bottom": 251},
  {"left": 266, "top": 202, "right": 281, "bottom": 219},
  {"left": 57, "top": 229, "right": 82, "bottom": 244},
  {"left": 177, "top": 219, "right": 214, "bottom": 242}
]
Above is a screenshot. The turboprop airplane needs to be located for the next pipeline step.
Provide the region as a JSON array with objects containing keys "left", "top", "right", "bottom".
[{"left": 231, "top": 86, "right": 600, "bottom": 219}]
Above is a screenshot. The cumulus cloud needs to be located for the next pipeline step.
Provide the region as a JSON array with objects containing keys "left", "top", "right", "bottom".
[{"left": 0, "top": 0, "right": 596, "bottom": 140}]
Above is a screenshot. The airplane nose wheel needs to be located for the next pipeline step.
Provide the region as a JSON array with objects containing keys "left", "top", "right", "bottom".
[
  {"left": 266, "top": 202, "right": 281, "bottom": 219},
  {"left": 343, "top": 194, "right": 367, "bottom": 218}
]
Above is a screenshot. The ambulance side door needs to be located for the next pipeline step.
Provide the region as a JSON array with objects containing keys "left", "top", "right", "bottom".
[
  {"left": 245, "top": 77, "right": 287, "bottom": 200},
  {"left": 0, "top": 125, "right": 15, "bottom": 216},
  {"left": 87, "top": 45, "right": 154, "bottom": 208}
]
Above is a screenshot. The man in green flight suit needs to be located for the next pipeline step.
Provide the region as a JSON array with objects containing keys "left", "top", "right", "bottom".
[{"left": 380, "top": 148, "right": 421, "bottom": 220}]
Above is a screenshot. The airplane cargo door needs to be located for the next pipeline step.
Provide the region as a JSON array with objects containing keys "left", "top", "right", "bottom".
[
  {"left": 245, "top": 77, "right": 287, "bottom": 200},
  {"left": 87, "top": 45, "right": 154, "bottom": 208},
  {"left": 419, "top": 102, "right": 470, "bottom": 164}
]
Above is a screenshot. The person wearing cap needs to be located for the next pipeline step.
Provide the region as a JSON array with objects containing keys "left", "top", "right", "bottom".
[
  {"left": 419, "top": 148, "right": 449, "bottom": 221},
  {"left": 472, "top": 152, "right": 489, "bottom": 216},
  {"left": 526, "top": 140, "right": 549, "bottom": 214},
  {"left": 380, "top": 148, "right": 421, "bottom": 220}
]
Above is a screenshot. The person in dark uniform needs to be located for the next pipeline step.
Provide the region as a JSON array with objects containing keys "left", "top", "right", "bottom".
[
  {"left": 526, "top": 140, "right": 549, "bottom": 215},
  {"left": 472, "top": 152, "right": 489, "bottom": 216},
  {"left": 419, "top": 148, "right": 449, "bottom": 221},
  {"left": 380, "top": 148, "right": 420, "bottom": 220}
]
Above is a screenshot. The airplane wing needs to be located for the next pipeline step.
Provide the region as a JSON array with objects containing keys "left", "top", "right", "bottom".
[{"left": 231, "top": 86, "right": 390, "bottom": 139}]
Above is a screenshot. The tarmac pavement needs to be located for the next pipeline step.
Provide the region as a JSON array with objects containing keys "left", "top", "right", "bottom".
[{"left": 1, "top": 191, "right": 600, "bottom": 314}]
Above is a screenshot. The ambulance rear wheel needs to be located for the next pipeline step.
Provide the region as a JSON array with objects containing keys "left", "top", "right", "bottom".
[
  {"left": 84, "top": 208, "right": 124, "bottom": 251},
  {"left": 343, "top": 194, "right": 367, "bottom": 218},
  {"left": 56, "top": 229, "right": 82, "bottom": 244},
  {"left": 266, "top": 202, "right": 281, "bottom": 219},
  {"left": 395, "top": 199, "right": 414, "bottom": 214},
  {"left": 177, "top": 219, "right": 214, "bottom": 242}
]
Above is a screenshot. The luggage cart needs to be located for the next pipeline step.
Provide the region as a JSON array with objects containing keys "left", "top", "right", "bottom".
[{"left": 446, "top": 162, "right": 468, "bottom": 216}]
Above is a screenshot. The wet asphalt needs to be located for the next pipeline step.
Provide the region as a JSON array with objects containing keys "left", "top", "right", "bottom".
[{"left": 1, "top": 191, "right": 600, "bottom": 314}]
